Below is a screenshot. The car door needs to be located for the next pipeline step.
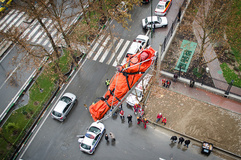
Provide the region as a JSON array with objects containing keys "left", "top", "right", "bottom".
[
  {"left": 63, "top": 103, "right": 71, "bottom": 117},
  {"left": 155, "top": 20, "right": 161, "bottom": 28}
]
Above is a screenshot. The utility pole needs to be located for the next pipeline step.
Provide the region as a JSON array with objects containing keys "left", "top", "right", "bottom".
[{"left": 156, "top": 44, "right": 162, "bottom": 83}]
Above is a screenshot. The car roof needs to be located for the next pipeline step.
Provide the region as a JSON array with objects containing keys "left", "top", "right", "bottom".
[
  {"left": 53, "top": 101, "right": 67, "bottom": 113},
  {"left": 127, "top": 42, "right": 141, "bottom": 54},
  {"left": 82, "top": 132, "right": 95, "bottom": 145},
  {"left": 136, "top": 35, "right": 149, "bottom": 41},
  {"left": 158, "top": 1, "right": 166, "bottom": 5},
  {"left": 160, "top": 0, "right": 168, "bottom": 2},
  {"left": 136, "top": 74, "right": 152, "bottom": 90},
  {"left": 146, "top": 16, "right": 158, "bottom": 22}
]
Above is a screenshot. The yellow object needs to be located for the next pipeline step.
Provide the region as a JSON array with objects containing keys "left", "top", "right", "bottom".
[{"left": 0, "top": 0, "right": 12, "bottom": 12}]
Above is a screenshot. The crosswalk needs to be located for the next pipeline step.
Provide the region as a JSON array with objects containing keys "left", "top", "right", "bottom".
[
  {"left": 86, "top": 34, "right": 134, "bottom": 67},
  {"left": 0, "top": 9, "right": 70, "bottom": 52}
]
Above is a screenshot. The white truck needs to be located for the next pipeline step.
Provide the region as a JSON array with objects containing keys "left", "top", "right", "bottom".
[{"left": 126, "top": 74, "right": 152, "bottom": 106}]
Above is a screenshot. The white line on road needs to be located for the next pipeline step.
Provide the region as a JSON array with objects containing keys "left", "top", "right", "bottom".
[
  {"left": 99, "top": 37, "right": 117, "bottom": 63},
  {"left": 112, "top": 40, "right": 130, "bottom": 67},
  {"left": 106, "top": 38, "right": 123, "bottom": 65},
  {"left": 87, "top": 35, "right": 104, "bottom": 59},
  {"left": 93, "top": 35, "right": 110, "bottom": 61}
]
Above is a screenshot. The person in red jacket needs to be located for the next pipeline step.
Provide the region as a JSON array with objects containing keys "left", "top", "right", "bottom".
[
  {"left": 142, "top": 118, "right": 148, "bottom": 129},
  {"left": 119, "top": 110, "right": 124, "bottom": 121},
  {"left": 162, "top": 117, "right": 167, "bottom": 125},
  {"left": 156, "top": 113, "right": 162, "bottom": 123},
  {"left": 137, "top": 116, "right": 142, "bottom": 125}
]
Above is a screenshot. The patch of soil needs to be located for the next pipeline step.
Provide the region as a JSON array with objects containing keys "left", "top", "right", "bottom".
[{"left": 145, "top": 85, "right": 241, "bottom": 156}]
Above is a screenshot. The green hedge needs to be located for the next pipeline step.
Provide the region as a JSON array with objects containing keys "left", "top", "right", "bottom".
[{"left": 220, "top": 63, "right": 241, "bottom": 88}]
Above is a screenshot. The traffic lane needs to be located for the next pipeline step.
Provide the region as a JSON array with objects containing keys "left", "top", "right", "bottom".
[
  {"left": 19, "top": 59, "right": 117, "bottom": 160},
  {"left": 20, "top": 59, "right": 222, "bottom": 160},
  {"left": 0, "top": 46, "right": 26, "bottom": 84},
  {"left": 0, "top": 60, "right": 35, "bottom": 115}
]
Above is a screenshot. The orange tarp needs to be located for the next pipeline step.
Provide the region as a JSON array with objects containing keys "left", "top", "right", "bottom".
[{"left": 89, "top": 47, "right": 156, "bottom": 121}]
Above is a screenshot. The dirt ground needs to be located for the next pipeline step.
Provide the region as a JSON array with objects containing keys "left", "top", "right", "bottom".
[{"left": 144, "top": 84, "right": 241, "bottom": 156}]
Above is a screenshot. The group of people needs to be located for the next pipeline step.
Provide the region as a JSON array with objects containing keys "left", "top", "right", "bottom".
[
  {"left": 105, "top": 132, "right": 116, "bottom": 143},
  {"left": 161, "top": 79, "right": 171, "bottom": 88},
  {"left": 137, "top": 116, "right": 149, "bottom": 129},
  {"left": 156, "top": 113, "right": 167, "bottom": 125},
  {"left": 133, "top": 103, "right": 144, "bottom": 117},
  {"left": 170, "top": 136, "right": 191, "bottom": 148}
]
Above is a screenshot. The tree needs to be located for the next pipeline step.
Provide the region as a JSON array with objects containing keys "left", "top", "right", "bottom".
[{"left": 180, "top": 0, "right": 231, "bottom": 70}]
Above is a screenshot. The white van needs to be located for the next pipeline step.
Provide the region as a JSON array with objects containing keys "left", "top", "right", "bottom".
[{"left": 126, "top": 35, "right": 149, "bottom": 57}]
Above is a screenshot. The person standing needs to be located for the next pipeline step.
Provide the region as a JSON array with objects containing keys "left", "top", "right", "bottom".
[
  {"left": 142, "top": 118, "right": 148, "bottom": 129},
  {"left": 109, "top": 132, "right": 115, "bottom": 142},
  {"left": 166, "top": 80, "right": 171, "bottom": 88},
  {"left": 156, "top": 113, "right": 162, "bottom": 123},
  {"left": 162, "top": 79, "right": 166, "bottom": 87},
  {"left": 178, "top": 137, "right": 184, "bottom": 144},
  {"left": 137, "top": 116, "right": 142, "bottom": 125},
  {"left": 127, "top": 114, "right": 132, "bottom": 124},
  {"left": 184, "top": 140, "right": 191, "bottom": 148},
  {"left": 119, "top": 110, "right": 124, "bottom": 121},
  {"left": 105, "top": 134, "right": 109, "bottom": 142},
  {"left": 170, "top": 136, "right": 177, "bottom": 143},
  {"left": 105, "top": 79, "right": 110, "bottom": 89},
  {"left": 133, "top": 103, "right": 140, "bottom": 115},
  {"left": 161, "top": 117, "right": 167, "bottom": 125}
]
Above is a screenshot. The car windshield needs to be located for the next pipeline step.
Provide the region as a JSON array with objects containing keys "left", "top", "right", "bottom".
[
  {"left": 81, "top": 143, "right": 91, "bottom": 150},
  {"left": 131, "top": 89, "right": 142, "bottom": 97},
  {"left": 157, "top": 4, "right": 165, "bottom": 9},
  {"left": 52, "top": 111, "right": 62, "bottom": 117},
  {"left": 88, "top": 126, "right": 101, "bottom": 134},
  {"left": 60, "top": 96, "right": 72, "bottom": 104}
]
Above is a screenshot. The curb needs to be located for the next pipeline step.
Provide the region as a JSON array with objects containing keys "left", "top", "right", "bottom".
[
  {"left": 147, "top": 120, "right": 241, "bottom": 159},
  {"left": 160, "top": 70, "right": 241, "bottom": 104}
]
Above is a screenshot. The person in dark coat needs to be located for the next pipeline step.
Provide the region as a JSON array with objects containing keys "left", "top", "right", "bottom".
[
  {"left": 184, "top": 140, "right": 191, "bottom": 148},
  {"left": 170, "top": 136, "right": 177, "bottom": 143},
  {"left": 178, "top": 137, "right": 184, "bottom": 144},
  {"left": 127, "top": 114, "right": 132, "bottom": 124},
  {"left": 105, "top": 134, "right": 109, "bottom": 142}
]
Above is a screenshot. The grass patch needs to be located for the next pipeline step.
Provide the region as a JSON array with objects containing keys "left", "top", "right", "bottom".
[
  {"left": 220, "top": 63, "right": 241, "bottom": 88},
  {"left": 0, "top": 52, "right": 71, "bottom": 159}
]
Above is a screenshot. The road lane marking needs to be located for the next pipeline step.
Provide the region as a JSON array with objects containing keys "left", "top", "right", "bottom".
[
  {"left": 99, "top": 37, "right": 117, "bottom": 63},
  {"left": 112, "top": 40, "right": 130, "bottom": 67},
  {"left": 106, "top": 38, "right": 123, "bottom": 65},
  {"left": 93, "top": 35, "right": 110, "bottom": 61}
]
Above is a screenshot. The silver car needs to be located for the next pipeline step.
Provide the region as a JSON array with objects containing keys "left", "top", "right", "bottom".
[
  {"left": 142, "top": 16, "right": 168, "bottom": 30},
  {"left": 51, "top": 92, "right": 77, "bottom": 121}
]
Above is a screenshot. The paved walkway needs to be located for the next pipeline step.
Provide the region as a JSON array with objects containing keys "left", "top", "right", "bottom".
[
  {"left": 192, "top": 0, "right": 241, "bottom": 96},
  {"left": 159, "top": 74, "right": 241, "bottom": 114}
]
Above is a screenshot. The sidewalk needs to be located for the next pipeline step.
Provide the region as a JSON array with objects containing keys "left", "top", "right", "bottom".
[{"left": 160, "top": 72, "right": 241, "bottom": 114}]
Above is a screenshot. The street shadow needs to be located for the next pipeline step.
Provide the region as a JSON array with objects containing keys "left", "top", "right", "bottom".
[
  {"left": 128, "top": 122, "right": 132, "bottom": 128},
  {"left": 169, "top": 142, "right": 176, "bottom": 148},
  {"left": 181, "top": 146, "right": 188, "bottom": 152}
]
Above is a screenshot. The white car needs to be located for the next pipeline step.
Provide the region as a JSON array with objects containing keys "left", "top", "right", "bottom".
[
  {"left": 142, "top": 16, "right": 168, "bottom": 30},
  {"left": 126, "top": 74, "right": 152, "bottom": 106},
  {"left": 78, "top": 121, "right": 105, "bottom": 154},
  {"left": 51, "top": 92, "right": 77, "bottom": 121},
  {"left": 126, "top": 35, "right": 149, "bottom": 57},
  {"left": 155, "top": 0, "right": 172, "bottom": 16}
]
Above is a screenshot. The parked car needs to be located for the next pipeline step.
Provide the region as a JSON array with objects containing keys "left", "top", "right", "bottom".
[
  {"left": 142, "top": 16, "right": 168, "bottom": 30},
  {"left": 78, "top": 121, "right": 105, "bottom": 154},
  {"left": 126, "top": 74, "right": 152, "bottom": 106},
  {"left": 142, "top": 0, "right": 150, "bottom": 4},
  {"left": 126, "top": 34, "right": 149, "bottom": 57},
  {"left": 155, "top": 0, "right": 172, "bottom": 16},
  {"left": 51, "top": 92, "right": 77, "bottom": 121},
  {"left": 0, "top": 0, "right": 12, "bottom": 12}
]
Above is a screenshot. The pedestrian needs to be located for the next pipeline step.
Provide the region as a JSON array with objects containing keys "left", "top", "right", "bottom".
[
  {"left": 161, "top": 117, "right": 167, "bottom": 125},
  {"left": 184, "top": 140, "right": 191, "bottom": 148},
  {"left": 156, "top": 113, "right": 162, "bottom": 123},
  {"left": 142, "top": 118, "right": 148, "bottom": 129},
  {"left": 105, "top": 79, "right": 110, "bottom": 89},
  {"left": 119, "top": 109, "right": 124, "bottom": 121},
  {"left": 133, "top": 103, "right": 140, "bottom": 115},
  {"left": 190, "top": 79, "right": 195, "bottom": 88},
  {"left": 105, "top": 134, "right": 109, "bottom": 142},
  {"left": 137, "top": 116, "right": 142, "bottom": 125},
  {"left": 166, "top": 80, "right": 171, "bottom": 88},
  {"left": 139, "top": 108, "right": 144, "bottom": 118},
  {"left": 109, "top": 132, "right": 115, "bottom": 142},
  {"left": 127, "top": 114, "right": 132, "bottom": 124},
  {"left": 170, "top": 136, "right": 177, "bottom": 143},
  {"left": 178, "top": 137, "right": 184, "bottom": 144},
  {"left": 162, "top": 79, "right": 166, "bottom": 87},
  {"left": 173, "top": 73, "right": 178, "bottom": 82}
]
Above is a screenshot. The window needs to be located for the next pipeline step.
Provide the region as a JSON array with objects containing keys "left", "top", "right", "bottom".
[
  {"left": 81, "top": 143, "right": 91, "bottom": 150},
  {"left": 52, "top": 111, "right": 62, "bottom": 117}
]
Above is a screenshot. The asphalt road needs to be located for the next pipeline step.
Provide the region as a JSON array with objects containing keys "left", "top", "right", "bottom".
[{"left": 19, "top": 59, "right": 222, "bottom": 160}]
